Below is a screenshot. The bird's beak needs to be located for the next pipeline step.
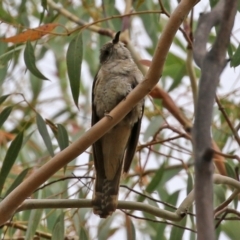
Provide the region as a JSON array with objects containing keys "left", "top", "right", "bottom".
[{"left": 112, "top": 31, "right": 121, "bottom": 44}]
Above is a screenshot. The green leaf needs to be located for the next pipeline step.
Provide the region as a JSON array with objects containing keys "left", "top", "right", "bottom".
[
  {"left": 24, "top": 41, "right": 48, "bottom": 80},
  {"left": 165, "top": 190, "right": 180, "bottom": 211},
  {"left": 231, "top": 44, "right": 240, "bottom": 67},
  {"left": 169, "top": 212, "right": 187, "bottom": 240},
  {"left": 187, "top": 172, "right": 193, "bottom": 195},
  {"left": 30, "top": 73, "right": 43, "bottom": 101},
  {"left": 143, "top": 116, "right": 164, "bottom": 142},
  {"left": 52, "top": 211, "right": 65, "bottom": 240},
  {"left": 146, "top": 162, "right": 165, "bottom": 193},
  {"left": 0, "top": 106, "right": 12, "bottom": 128},
  {"left": 4, "top": 168, "right": 30, "bottom": 197},
  {"left": 36, "top": 113, "right": 54, "bottom": 157},
  {"left": 154, "top": 224, "right": 167, "bottom": 240},
  {"left": 79, "top": 226, "right": 89, "bottom": 240},
  {"left": 0, "top": 131, "right": 24, "bottom": 195},
  {"left": 41, "top": 0, "right": 47, "bottom": 9},
  {"left": 98, "top": 215, "right": 114, "bottom": 240},
  {"left": 222, "top": 221, "right": 240, "bottom": 240},
  {"left": 137, "top": 163, "right": 165, "bottom": 202},
  {"left": 66, "top": 32, "right": 83, "bottom": 108},
  {"left": 0, "top": 94, "right": 10, "bottom": 105},
  {"left": 163, "top": 52, "right": 186, "bottom": 92},
  {"left": 57, "top": 124, "right": 69, "bottom": 151},
  {"left": 25, "top": 209, "right": 43, "bottom": 240},
  {"left": 225, "top": 161, "right": 236, "bottom": 179}
]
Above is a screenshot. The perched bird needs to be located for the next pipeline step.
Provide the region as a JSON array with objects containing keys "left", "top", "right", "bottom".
[{"left": 92, "top": 31, "right": 144, "bottom": 218}]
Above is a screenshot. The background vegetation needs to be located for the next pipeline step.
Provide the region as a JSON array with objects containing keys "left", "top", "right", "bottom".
[{"left": 0, "top": 0, "right": 240, "bottom": 239}]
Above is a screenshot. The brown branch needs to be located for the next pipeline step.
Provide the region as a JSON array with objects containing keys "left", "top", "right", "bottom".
[
  {"left": 214, "top": 189, "right": 240, "bottom": 215},
  {"left": 193, "top": 0, "right": 237, "bottom": 239},
  {"left": 215, "top": 208, "right": 240, "bottom": 229}
]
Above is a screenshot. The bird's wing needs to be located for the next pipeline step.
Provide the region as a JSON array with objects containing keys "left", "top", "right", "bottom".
[
  {"left": 91, "top": 73, "right": 105, "bottom": 181},
  {"left": 123, "top": 103, "right": 144, "bottom": 173}
]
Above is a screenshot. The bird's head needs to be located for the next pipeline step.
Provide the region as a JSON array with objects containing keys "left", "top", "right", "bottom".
[{"left": 99, "top": 31, "right": 132, "bottom": 64}]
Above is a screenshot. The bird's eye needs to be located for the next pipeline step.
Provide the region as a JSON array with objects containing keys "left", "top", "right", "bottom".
[{"left": 105, "top": 49, "right": 110, "bottom": 55}]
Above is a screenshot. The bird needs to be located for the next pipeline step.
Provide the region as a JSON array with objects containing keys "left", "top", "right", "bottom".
[{"left": 91, "top": 31, "right": 144, "bottom": 218}]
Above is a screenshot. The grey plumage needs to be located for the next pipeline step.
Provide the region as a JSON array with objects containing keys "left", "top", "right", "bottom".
[{"left": 92, "top": 31, "right": 144, "bottom": 218}]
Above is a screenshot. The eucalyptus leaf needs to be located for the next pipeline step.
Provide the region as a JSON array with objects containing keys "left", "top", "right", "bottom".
[
  {"left": 24, "top": 41, "right": 48, "bottom": 80},
  {"left": 0, "top": 131, "right": 23, "bottom": 195},
  {"left": 66, "top": 32, "right": 83, "bottom": 108},
  {"left": 36, "top": 113, "right": 54, "bottom": 157}
]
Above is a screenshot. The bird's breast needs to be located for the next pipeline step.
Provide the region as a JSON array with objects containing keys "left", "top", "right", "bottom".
[{"left": 93, "top": 61, "right": 143, "bottom": 126}]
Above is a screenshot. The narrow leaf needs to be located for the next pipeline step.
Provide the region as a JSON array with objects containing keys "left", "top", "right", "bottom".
[
  {"left": 66, "top": 32, "right": 83, "bottom": 108},
  {"left": 169, "top": 212, "right": 187, "bottom": 240},
  {"left": 146, "top": 162, "right": 165, "bottom": 193},
  {"left": 1, "top": 23, "right": 58, "bottom": 43},
  {"left": 4, "top": 168, "right": 30, "bottom": 197},
  {"left": 137, "top": 162, "right": 165, "bottom": 203},
  {"left": 24, "top": 41, "right": 48, "bottom": 80},
  {"left": 36, "top": 113, "right": 54, "bottom": 157},
  {"left": 126, "top": 215, "right": 136, "bottom": 240},
  {"left": 231, "top": 44, "right": 240, "bottom": 67},
  {"left": 0, "top": 131, "right": 23, "bottom": 195},
  {"left": 57, "top": 124, "right": 69, "bottom": 151},
  {"left": 0, "top": 106, "right": 12, "bottom": 128},
  {"left": 25, "top": 209, "right": 43, "bottom": 240},
  {"left": 79, "top": 226, "right": 89, "bottom": 240},
  {"left": 0, "top": 94, "right": 10, "bottom": 105},
  {"left": 52, "top": 212, "right": 65, "bottom": 240},
  {"left": 98, "top": 216, "right": 114, "bottom": 240}
]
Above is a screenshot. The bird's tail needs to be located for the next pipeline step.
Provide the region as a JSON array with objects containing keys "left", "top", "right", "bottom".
[{"left": 92, "top": 168, "right": 122, "bottom": 218}]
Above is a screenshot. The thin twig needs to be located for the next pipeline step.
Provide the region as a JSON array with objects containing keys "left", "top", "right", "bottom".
[
  {"left": 215, "top": 96, "right": 240, "bottom": 146},
  {"left": 121, "top": 209, "right": 197, "bottom": 233}
]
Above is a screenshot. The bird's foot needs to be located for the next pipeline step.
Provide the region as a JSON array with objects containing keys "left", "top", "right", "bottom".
[{"left": 104, "top": 111, "right": 113, "bottom": 120}]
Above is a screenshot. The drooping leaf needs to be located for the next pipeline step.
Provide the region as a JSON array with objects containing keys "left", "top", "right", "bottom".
[
  {"left": 1, "top": 23, "right": 58, "bottom": 43},
  {"left": 66, "top": 32, "right": 83, "bottom": 108},
  {"left": 36, "top": 113, "right": 54, "bottom": 157},
  {"left": 24, "top": 41, "right": 48, "bottom": 80},
  {"left": 52, "top": 211, "right": 65, "bottom": 240},
  {"left": 146, "top": 162, "right": 165, "bottom": 193},
  {"left": 231, "top": 44, "right": 240, "bottom": 67},
  {"left": 0, "top": 94, "right": 10, "bottom": 105},
  {"left": 79, "top": 226, "right": 89, "bottom": 240},
  {"left": 137, "top": 163, "right": 165, "bottom": 203},
  {"left": 25, "top": 209, "right": 43, "bottom": 240},
  {"left": 0, "top": 106, "right": 12, "bottom": 128},
  {"left": 98, "top": 215, "right": 114, "bottom": 240},
  {"left": 4, "top": 168, "right": 30, "bottom": 197},
  {"left": 169, "top": 210, "right": 187, "bottom": 240},
  {"left": 143, "top": 116, "right": 164, "bottom": 142},
  {"left": 225, "top": 161, "right": 236, "bottom": 179},
  {"left": 222, "top": 221, "right": 240, "bottom": 240},
  {"left": 0, "top": 131, "right": 24, "bottom": 195},
  {"left": 187, "top": 172, "right": 193, "bottom": 195},
  {"left": 40, "top": 0, "right": 48, "bottom": 24},
  {"left": 57, "top": 124, "right": 69, "bottom": 151}
]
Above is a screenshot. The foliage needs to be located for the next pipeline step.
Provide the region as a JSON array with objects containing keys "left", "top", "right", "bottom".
[{"left": 0, "top": 0, "right": 239, "bottom": 239}]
